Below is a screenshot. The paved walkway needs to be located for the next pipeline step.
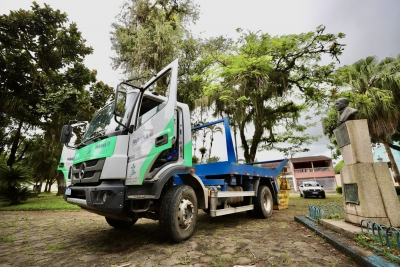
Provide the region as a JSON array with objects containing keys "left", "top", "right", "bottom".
[{"left": 0, "top": 209, "right": 360, "bottom": 267}]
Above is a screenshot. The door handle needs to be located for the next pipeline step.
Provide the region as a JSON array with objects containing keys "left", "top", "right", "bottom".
[{"left": 155, "top": 134, "right": 168, "bottom": 147}]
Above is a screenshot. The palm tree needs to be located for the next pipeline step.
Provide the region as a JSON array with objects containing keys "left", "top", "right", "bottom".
[
  {"left": 335, "top": 56, "right": 400, "bottom": 183},
  {"left": 206, "top": 124, "right": 223, "bottom": 159}
]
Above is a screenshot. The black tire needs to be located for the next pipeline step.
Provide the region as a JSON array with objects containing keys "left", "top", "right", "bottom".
[
  {"left": 160, "top": 185, "right": 198, "bottom": 242},
  {"left": 253, "top": 185, "right": 273, "bottom": 219},
  {"left": 300, "top": 192, "right": 303, "bottom": 197},
  {"left": 105, "top": 217, "right": 137, "bottom": 230},
  {"left": 321, "top": 192, "right": 326, "bottom": 199}
]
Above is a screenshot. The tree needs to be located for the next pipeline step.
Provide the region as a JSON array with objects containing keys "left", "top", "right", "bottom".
[
  {"left": 110, "top": 0, "right": 212, "bottom": 111},
  {"left": 203, "top": 26, "right": 345, "bottom": 162},
  {"left": 0, "top": 3, "right": 88, "bottom": 165},
  {"left": 0, "top": 162, "right": 33, "bottom": 205},
  {"left": 0, "top": 3, "right": 113, "bottom": 194},
  {"left": 323, "top": 56, "right": 400, "bottom": 183},
  {"left": 111, "top": 0, "right": 199, "bottom": 74}
]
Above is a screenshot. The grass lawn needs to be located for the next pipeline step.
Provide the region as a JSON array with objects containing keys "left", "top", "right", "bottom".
[{"left": 0, "top": 192, "right": 81, "bottom": 211}]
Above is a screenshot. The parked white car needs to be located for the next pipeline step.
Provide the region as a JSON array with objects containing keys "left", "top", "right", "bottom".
[{"left": 299, "top": 181, "right": 325, "bottom": 198}]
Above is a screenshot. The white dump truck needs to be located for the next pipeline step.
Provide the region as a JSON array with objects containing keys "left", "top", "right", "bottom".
[{"left": 60, "top": 59, "right": 287, "bottom": 242}]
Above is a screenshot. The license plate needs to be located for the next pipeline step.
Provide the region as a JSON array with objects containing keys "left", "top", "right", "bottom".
[
  {"left": 65, "top": 188, "right": 71, "bottom": 196},
  {"left": 312, "top": 192, "right": 318, "bottom": 194}
]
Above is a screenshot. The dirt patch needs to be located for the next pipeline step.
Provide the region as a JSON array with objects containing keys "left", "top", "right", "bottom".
[{"left": 0, "top": 202, "right": 358, "bottom": 266}]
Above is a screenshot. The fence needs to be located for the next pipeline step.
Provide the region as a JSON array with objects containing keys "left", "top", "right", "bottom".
[
  {"left": 307, "top": 204, "right": 345, "bottom": 222},
  {"left": 360, "top": 220, "right": 400, "bottom": 251},
  {"left": 294, "top": 167, "right": 333, "bottom": 173}
]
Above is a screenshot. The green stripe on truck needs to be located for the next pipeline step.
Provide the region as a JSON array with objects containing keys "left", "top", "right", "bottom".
[{"left": 139, "top": 116, "right": 175, "bottom": 184}]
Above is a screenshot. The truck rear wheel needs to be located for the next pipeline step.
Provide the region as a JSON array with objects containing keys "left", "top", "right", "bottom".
[
  {"left": 160, "top": 185, "right": 198, "bottom": 242},
  {"left": 105, "top": 217, "right": 137, "bottom": 229},
  {"left": 253, "top": 185, "right": 273, "bottom": 219}
]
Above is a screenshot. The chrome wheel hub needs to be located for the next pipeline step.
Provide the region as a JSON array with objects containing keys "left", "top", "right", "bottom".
[{"left": 178, "top": 198, "right": 194, "bottom": 230}]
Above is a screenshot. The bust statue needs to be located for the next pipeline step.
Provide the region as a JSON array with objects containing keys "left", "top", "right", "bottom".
[{"left": 334, "top": 98, "right": 358, "bottom": 125}]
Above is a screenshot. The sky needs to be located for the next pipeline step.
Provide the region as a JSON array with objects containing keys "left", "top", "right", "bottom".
[{"left": 2, "top": 0, "right": 400, "bottom": 163}]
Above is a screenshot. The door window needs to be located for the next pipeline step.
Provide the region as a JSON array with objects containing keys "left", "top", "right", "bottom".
[{"left": 137, "top": 97, "right": 166, "bottom": 127}]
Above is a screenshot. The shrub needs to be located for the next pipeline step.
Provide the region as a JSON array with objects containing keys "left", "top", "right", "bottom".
[
  {"left": 336, "top": 186, "right": 342, "bottom": 194},
  {"left": 192, "top": 156, "right": 199, "bottom": 164},
  {"left": 207, "top": 156, "right": 220, "bottom": 163},
  {"left": 334, "top": 161, "right": 345, "bottom": 174},
  {"left": 0, "top": 164, "right": 34, "bottom": 205}
]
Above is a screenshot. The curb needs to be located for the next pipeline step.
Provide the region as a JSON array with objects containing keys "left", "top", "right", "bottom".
[{"left": 294, "top": 216, "right": 398, "bottom": 267}]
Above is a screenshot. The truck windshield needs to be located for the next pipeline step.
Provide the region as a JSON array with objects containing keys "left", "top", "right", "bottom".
[{"left": 82, "top": 91, "right": 138, "bottom": 143}]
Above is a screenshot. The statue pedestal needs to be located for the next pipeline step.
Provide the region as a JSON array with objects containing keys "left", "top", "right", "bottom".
[{"left": 335, "top": 120, "right": 400, "bottom": 227}]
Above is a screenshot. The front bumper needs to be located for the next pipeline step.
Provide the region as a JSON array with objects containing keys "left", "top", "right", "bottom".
[
  {"left": 303, "top": 190, "right": 325, "bottom": 197},
  {"left": 65, "top": 181, "right": 125, "bottom": 214}
]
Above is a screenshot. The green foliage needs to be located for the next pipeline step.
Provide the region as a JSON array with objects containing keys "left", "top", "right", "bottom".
[
  {"left": 0, "top": 163, "right": 34, "bottom": 205},
  {"left": 0, "top": 2, "right": 94, "bottom": 126},
  {"left": 354, "top": 234, "right": 400, "bottom": 264},
  {"left": 207, "top": 156, "right": 220, "bottom": 163},
  {"left": 335, "top": 186, "right": 342, "bottom": 194},
  {"left": 0, "top": 163, "right": 32, "bottom": 186},
  {"left": 0, "top": 236, "right": 13, "bottom": 243},
  {"left": 334, "top": 160, "right": 345, "bottom": 174},
  {"left": 202, "top": 26, "right": 345, "bottom": 162},
  {"left": 323, "top": 55, "right": 400, "bottom": 182},
  {"left": 192, "top": 155, "right": 199, "bottom": 165},
  {"left": 199, "top": 147, "right": 207, "bottom": 162},
  {"left": 325, "top": 213, "right": 344, "bottom": 220},
  {"left": 0, "top": 3, "right": 113, "bottom": 195},
  {"left": 0, "top": 186, "right": 32, "bottom": 206},
  {"left": 111, "top": 0, "right": 205, "bottom": 110}
]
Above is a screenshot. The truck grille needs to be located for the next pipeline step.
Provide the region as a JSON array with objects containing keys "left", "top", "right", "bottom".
[{"left": 71, "top": 158, "right": 105, "bottom": 184}]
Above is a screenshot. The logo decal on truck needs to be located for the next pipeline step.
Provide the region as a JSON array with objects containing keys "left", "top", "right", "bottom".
[
  {"left": 132, "top": 131, "right": 154, "bottom": 148},
  {"left": 130, "top": 163, "right": 137, "bottom": 176}
]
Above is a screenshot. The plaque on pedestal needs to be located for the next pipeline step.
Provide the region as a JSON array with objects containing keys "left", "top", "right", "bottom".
[{"left": 344, "top": 183, "right": 359, "bottom": 205}]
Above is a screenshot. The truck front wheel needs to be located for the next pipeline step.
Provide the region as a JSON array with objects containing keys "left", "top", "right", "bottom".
[
  {"left": 160, "top": 185, "right": 198, "bottom": 242},
  {"left": 253, "top": 185, "right": 273, "bottom": 219},
  {"left": 105, "top": 217, "right": 137, "bottom": 229}
]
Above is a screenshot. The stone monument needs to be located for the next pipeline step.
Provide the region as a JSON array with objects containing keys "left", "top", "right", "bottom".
[{"left": 333, "top": 98, "right": 400, "bottom": 227}]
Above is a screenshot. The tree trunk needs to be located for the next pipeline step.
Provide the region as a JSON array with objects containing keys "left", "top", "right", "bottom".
[
  {"left": 56, "top": 173, "right": 66, "bottom": 196},
  {"left": 7, "top": 120, "right": 23, "bottom": 167},
  {"left": 233, "top": 124, "right": 238, "bottom": 162},
  {"left": 44, "top": 181, "right": 49, "bottom": 192},
  {"left": 37, "top": 180, "right": 43, "bottom": 194},
  {"left": 239, "top": 122, "right": 250, "bottom": 163},
  {"left": 383, "top": 141, "right": 400, "bottom": 184}
]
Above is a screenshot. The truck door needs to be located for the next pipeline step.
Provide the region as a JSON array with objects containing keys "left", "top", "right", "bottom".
[{"left": 126, "top": 59, "right": 178, "bottom": 185}]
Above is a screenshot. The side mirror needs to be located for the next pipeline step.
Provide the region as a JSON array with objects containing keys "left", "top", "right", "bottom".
[
  {"left": 299, "top": 185, "right": 303, "bottom": 187},
  {"left": 113, "top": 83, "right": 130, "bottom": 129},
  {"left": 60, "top": 125, "right": 72, "bottom": 144},
  {"left": 321, "top": 185, "right": 323, "bottom": 187},
  {"left": 114, "top": 84, "right": 127, "bottom": 118}
]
